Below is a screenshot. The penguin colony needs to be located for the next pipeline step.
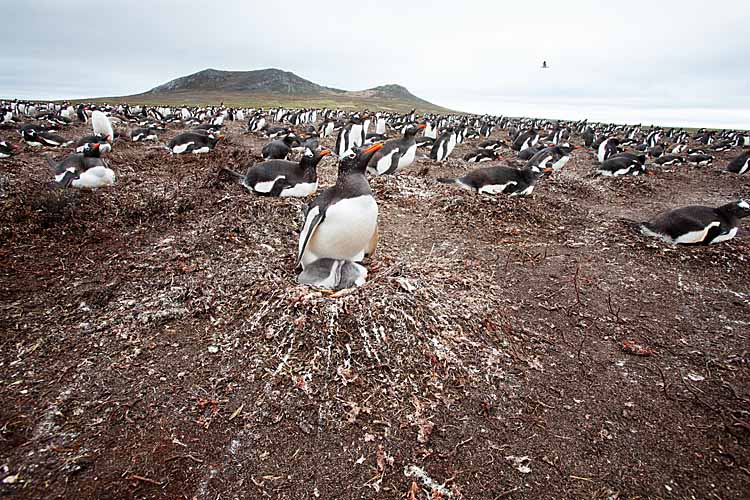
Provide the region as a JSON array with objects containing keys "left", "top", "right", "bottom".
[{"left": 1, "top": 99, "right": 749, "bottom": 290}]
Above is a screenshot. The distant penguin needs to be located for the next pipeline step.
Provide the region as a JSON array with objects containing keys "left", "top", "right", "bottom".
[
  {"left": 22, "top": 129, "right": 71, "bottom": 148},
  {"left": 335, "top": 116, "right": 364, "bottom": 156},
  {"left": 131, "top": 127, "right": 159, "bottom": 142},
  {"left": 512, "top": 129, "right": 539, "bottom": 151},
  {"left": 168, "top": 132, "right": 223, "bottom": 154},
  {"left": 262, "top": 134, "right": 298, "bottom": 160},
  {"left": 438, "top": 164, "right": 549, "bottom": 196},
  {"left": 726, "top": 151, "right": 750, "bottom": 174},
  {"left": 597, "top": 153, "right": 646, "bottom": 176},
  {"left": 0, "top": 140, "right": 20, "bottom": 158},
  {"left": 687, "top": 153, "right": 714, "bottom": 166},
  {"left": 222, "top": 148, "right": 330, "bottom": 197},
  {"left": 367, "top": 124, "right": 425, "bottom": 175},
  {"left": 582, "top": 127, "right": 596, "bottom": 148},
  {"left": 464, "top": 149, "right": 499, "bottom": 163},
  {"left": 597, "top": 137, "right": 619, "bottom": 163},
  {"left": 528, "top": 145, "right": 577, "bottom": 172},
  {"left": 296, "top": 143, "right": 384, "bottom": 289},
  {"left": 654, "top": 154, "right": 686, "bottom": 166},
  {"left": 48, "top": 143, "right": 115, "bottom": 188},
  {"left": 430, "top": 127, "right": 457, "bottom": 161},
  {"left": 478, "top": 139, "right": 505, "bottom": 151},
  {"left": 638, "top": 200, "right": 750, "bottom": 245}
]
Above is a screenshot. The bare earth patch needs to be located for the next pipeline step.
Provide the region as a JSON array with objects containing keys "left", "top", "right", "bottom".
[{"left": 1, "top": 120, "right": 749, "bottom": 499}]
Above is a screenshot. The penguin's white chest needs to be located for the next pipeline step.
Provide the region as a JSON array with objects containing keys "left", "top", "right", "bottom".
[
  {"left": 281, "top": 181, "right": 317, "bottom": 197},
  {"left": 398, "top": 144, "right": 417, "bottom": 170},
  {"left": 72, "top": 166, "right": 116, "bottom": 189},
  {"left": 307, "top": 196, "right": 378, "bottom": 263}
]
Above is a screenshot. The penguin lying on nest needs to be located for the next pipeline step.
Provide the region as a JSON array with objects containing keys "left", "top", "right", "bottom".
[
  {"left": 726, "top": 151, "right": 750, "bottom": 174},
  {"left": 221, "top": 148, "right": 330, "bottom": 197},
  {"left": 47, "top": 143, "right": 114, "bottom": 188},
  {"left": 0, "top": 140, "right": 19, "bottom": 158},
  {"left": 296, "top": 143, "right": 383, "bottom": 290},
  {"left": 637, "top": 200, "right": 750, "bottom": 245},
  {"left": 437, "top": 163, "right": 551, "bottom": 196}
]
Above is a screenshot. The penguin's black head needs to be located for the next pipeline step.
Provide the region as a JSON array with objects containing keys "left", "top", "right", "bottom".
[
  {"left": 338, "top": 143, "right": 384, "bottom": 176},
  {"left": 723, "top": 200, "right": 750, "bottom": 219},
  {"left": 404, "top": 124, "right": 426, "bottom": 137},
  {"left": 302, "top": 147, "right": 330, "bottom": 166},
  {"left": 84, "top": 142, "right": 101, "bottom": 157}
]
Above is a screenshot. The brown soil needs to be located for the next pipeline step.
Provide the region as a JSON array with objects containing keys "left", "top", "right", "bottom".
[{"left": 1, "top": 119, "right": 749, "bottom": 500}]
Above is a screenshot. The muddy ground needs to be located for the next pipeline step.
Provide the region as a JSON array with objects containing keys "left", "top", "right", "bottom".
[{"left": 1, "top": 118, "right": 749, "bottom": 500}]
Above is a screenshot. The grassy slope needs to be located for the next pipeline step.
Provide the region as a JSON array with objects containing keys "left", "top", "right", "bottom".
[{"left": 78, "top": 90, "right": 456, "bottom": 114}]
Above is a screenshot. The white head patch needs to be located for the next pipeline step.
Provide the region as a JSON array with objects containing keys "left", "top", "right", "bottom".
[
  {"left": 738, "top": 200, "right": 749, "bottom": 209},
  {"left": 304, "top": 148, "right": 313, "bottom": 157}
]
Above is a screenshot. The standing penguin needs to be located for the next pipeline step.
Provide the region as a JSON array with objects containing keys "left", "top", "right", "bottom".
[
  {"left": 296, "top": 143, "right": 384, "bottom": 289},
  {"left": 261, "top": 134, "right": 298, "bottom": 160},
  {"left": 512, "top": 128, "right": 539, "bottom": 151},
  {"left": 638, "top": 200, "right": 750, "bottom": 245},
  {"left": 597, "top": 137, "right": 619, "bottom": 163},
  {"left": 367, "top": 124, "right": 425, "bottom": 175},
  {"left": 430, "top": 127, "right": 457, "bottom": 161},
  {"left": 335, "top": 116, "right": 364, "bottom": 156},
  {"left": 726, "top": 151, "right": 750, "bottom": 174}
]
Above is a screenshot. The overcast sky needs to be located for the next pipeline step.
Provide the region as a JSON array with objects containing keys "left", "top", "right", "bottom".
[{"left": 2, "top": 0, "right": 749, "bottom": 128}]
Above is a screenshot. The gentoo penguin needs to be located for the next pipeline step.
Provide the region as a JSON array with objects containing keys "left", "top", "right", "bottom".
[
  {"left": 582, "top": 127, "right": 596, "bottom": 148},
  {"left": 726, "top": 151, "right": 750, "bottom": 174},
  {"left": 527, "top": 145, "right": 577, "bottom": 172},
  {"left": 478, "top": 139, "right": 506, "bottom": 151},
  {"left": 91, "top": 110, "right": 114, "bottom": 144},
  {"left": 654, "top": 154, "right": 686, "bottom": 166},
  {"left": 261, "top": 134, "right": 298, "bottom": 160},
  {"left": 222, "top": 148, "right": 330, "bottom": 197},
  {"left": 296, "top": 143, "right": 384, "bottom": 289},
  {"left": 48, "top": 143, "right": 115, "bottom": 188},
  {"left": 464, "top": 149, "right": 500, "bottom": 163},
  {"left": 597, "top": 153, "right": 646, "bottom": 176},
  {"left": 687, "top": 153, "right": 714, "bottom": 166},
  {"left": 75, "top": 134, "right": 112, "bottom": 153},
  {"left": 0, "top": 140, "right": 19, "bottom": 158},
  {"left": 168, "top": 132, "right": 223, "bottom": 154},
  {"left": 511, "top": 128, "right": 539, "bottom": 151},
  {"left": 367, "top": 124, "right": 425, "bottom": 175},
  {"left": 597, "top": 137, "right": 619, "bottom": 163},
  {"left": 335, "top": 116, "right": 364, "bottom": 156},
  {"left": 517, "top": 146, "right": 539, "bottom": 161},
  {"left": 131, "top": 127, "right": 159, "bottom": 142},
  {"left": 638, "top": 200, "right": 750, "bottom": 245},
  {"left": 437, "top": 164, "right": 550, "bottom": 196},
  {"left": 430, "top": 127, "right": 457, "bottom": 161},
  {"left": 22, "top": 129, "right": 72, "bottom": 147}
]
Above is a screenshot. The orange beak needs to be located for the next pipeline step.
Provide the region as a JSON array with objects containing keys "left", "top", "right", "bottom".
[
  {"left": 364, "top": 143, "right": 384, "bottom": 154},
  {"left": 543, "top": 167, "right": 553, "bottom": 174},
  {"left": 218, "top": 134, "right": 225, "bottom": 140},
  {"left": 320, "top": 149, "right": 331, "bottom": 156},
  {"left": 93, "top": 143, "right": 101, "bottom": 149},
  {"left": 418, "top": 124, "right": 426, "bottom": 129}
]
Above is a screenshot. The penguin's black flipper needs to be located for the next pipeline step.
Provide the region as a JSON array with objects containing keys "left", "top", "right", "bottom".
[{"left": 296, "top": 207, "right": 326, "bottom": 268}]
